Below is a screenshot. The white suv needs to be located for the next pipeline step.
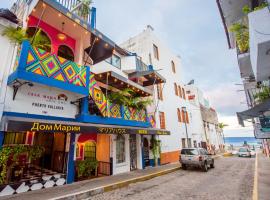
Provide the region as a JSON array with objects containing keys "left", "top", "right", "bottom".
[{"left": 180, "top": 148, "right": 215, "bottom": 172}]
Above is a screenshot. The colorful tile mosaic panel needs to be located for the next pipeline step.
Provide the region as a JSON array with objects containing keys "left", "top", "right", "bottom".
[
  {"left": 23, "top": 45, "right": 87, "bottom": 87},
  {"left": 108, "top": 102, "right": 121, "bottom": 118},
  {"left": 89, "top": 73, "right": 107, "bottom": 117},
  {"left": 123, "top": 106, "right": 147, "bottom": 122},
  {"left": 148, "top": 114, "right": 156, "bottom": 128}
]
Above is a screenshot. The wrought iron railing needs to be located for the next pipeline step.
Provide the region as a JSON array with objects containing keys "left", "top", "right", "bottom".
[{"left": 98, "top": 161, "right": 111, "bottom": 176}]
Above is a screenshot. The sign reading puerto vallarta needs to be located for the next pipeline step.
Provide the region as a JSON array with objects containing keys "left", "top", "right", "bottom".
[{"left": 4, "top": 85, "right": 80, "bottom": 118}]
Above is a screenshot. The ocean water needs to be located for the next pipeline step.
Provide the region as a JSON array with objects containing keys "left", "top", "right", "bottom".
[{"left": 224, "top": 137, "right": 261, "bottom": 147}]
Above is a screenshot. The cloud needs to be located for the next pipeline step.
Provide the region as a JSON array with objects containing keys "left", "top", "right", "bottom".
[{"left": 204, "top": 83, "right": 248, "bottom": 116}]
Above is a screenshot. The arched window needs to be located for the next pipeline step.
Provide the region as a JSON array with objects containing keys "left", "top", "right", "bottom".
[
  {"left": 174, "top": 83, "right": 178, "bottom": 96},
  {"left": 171, "top": 61, "right": 176, "bottom": 73},
  {"left": 182, "top": 88, "right": 186, "bottom": 99},
  {"left": 178, "top": 86, "right": 182, "bottom": 98},
  {"left": 57, "top": 45, "right": 74, "bottom": 61},
  {"left": 84, "top": 141, "right": 96, "bottom": 161},
  {"left": 177, "top": 108, "right": 181, "bottom": 122},
  {"left": 26, "top": 27, "right": 51, "bottom": 52},
  {"left": 116, "top": 135, "right": 125, "bottom": 163}
]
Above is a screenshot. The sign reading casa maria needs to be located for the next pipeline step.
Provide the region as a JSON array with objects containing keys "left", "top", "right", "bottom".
[{"left": 4, "top": 84, "right": 80, "bottom": 118}]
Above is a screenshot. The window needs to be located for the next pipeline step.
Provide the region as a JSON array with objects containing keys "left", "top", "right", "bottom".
[
  {"left": 159, "top": 112, "right": 166, "bottom": 129},
  {"left": 174, "top": 83, "right": 178, "bottom": 96},
  {"left": 153, "top": 44, "right": 159, "bottom": 60},
  {"left": 4, "top": 132, "right": 26, "bottom": 145},
  {"left": 182, "top": 88, "right": 186, "bottom": 99},
  {"left": 84, "top": 141, "right": 96, "bottom": 161},
  {"left": 186, "top": 112, "right": 189, "bottom": 124},
  {"left": 106, "top": 54, "right": 121, "bottom": 69},
  {"left": 157, "top": 84, "right": 163, "bottom": 101},
  {"left": 116, "top": 135, "right": 125, "bottom": 163},
  {"left": 188, "top": 139, "right": 192, "bottom": 148},
  {"left": 177, "top": 108, "right": 181, "bottom": 122},
  {"left": 178, "top": 86, "right": 182, "bottom": 98},
  {"left": 171, "top": 61, "right": 176, "bottom": 73},
  {"left": 181, "top": 109, "right": 186, "bottom": 123},
  {"left": 58, "top": 45, "right": 74, "bottom": 61},
  {"left": 181, "top": 138, "right": 186, "bottom": 148}
]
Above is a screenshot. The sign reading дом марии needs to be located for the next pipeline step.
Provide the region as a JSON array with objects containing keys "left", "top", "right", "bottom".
[{"left": 4, "top": 84, "right": 80, "bottom": 118}]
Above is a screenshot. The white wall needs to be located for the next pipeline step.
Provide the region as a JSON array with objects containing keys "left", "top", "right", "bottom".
[
  {"left": 0, "top": 18, "right": 17, "bottom": 125},
  {"left": 249, "top": 7, "right": 270, "bottom": 82},
  {"left": 121, "top": 27, "right": 194, "bottom": 153}
]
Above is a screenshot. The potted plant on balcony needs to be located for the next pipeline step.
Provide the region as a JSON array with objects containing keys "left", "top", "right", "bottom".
[
  {"left": 73, "top": 0, "right": 93, "bottom": 21},
  {"left": 253, "top": 86, "right": 270, "bottom": 104},
  {"left": 108, "top": 88, "right": 153, "bottom": 110},
  {"left": 229, "top": 22, "right": 249, "bottom": 53}
]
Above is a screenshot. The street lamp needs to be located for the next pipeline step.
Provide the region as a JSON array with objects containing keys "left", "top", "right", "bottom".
[{"left": 182, "top": 106, "right": 190, "bottom": 148}]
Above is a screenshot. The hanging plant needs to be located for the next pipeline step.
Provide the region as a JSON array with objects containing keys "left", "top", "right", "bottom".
[
  {"left": 229, "top": 23, "right": 249, "bottom": 53},
  {"left": 2, "top": 27, "right": 51, "bottom": 50}
]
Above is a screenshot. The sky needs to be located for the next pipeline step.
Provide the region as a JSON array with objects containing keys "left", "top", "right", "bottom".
[{"left": 1, "top": 0, "right": 254, "bottom": 137}]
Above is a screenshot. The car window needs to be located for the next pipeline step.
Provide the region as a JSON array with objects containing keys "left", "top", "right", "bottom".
[
  {"left": 181, "top": 149, "right": 198, "bottom": 155},
  {"left": 239, "top": 148, "right": 247, "bottom": 152}
]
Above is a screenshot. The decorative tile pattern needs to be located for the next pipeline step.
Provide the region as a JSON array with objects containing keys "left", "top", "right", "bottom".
[
  {"left": 22, "top": 45, "right": 87, "bottom": 88},
  {"left": 148, "top": 114, "right": 156, "bottom": 128},
  {"left": 108, "top": 102, "right": 121, "bottom": 118},
  {"left": 0, "top": 174, "right": 66, "bottom": 197},
  {"left": 89, "top": 73, "right": 107, "bottom": 117},
  {"left": 124, "top": 106, "right": 147, "bottom": 122}
]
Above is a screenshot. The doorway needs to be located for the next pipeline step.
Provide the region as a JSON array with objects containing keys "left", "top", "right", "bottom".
[
  {"left": 143, "top": 138, "right": 150, "bottom": 167},
  {"left": 129, "top": 135, "right": 137, "bottom": 170},
  {"left": 34, "top": 132, "right": 66, "bottom": 173}
]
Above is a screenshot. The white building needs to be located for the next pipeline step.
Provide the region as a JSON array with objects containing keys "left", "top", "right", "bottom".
[{"left": 121, "top": 26, "right": 209, "bottom": 164}]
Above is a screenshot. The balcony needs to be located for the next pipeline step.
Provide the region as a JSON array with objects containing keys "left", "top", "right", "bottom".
[
  {"left": 8, "top": 40, "right": 90, "bottom": 97},
  {"left": 249, "top": 6, "right": 270, "bottom": 82}
]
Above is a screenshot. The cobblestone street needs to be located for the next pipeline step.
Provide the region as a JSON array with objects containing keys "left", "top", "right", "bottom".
[{"left": 93, "top": 157, "right": 255, "bottom": 200}]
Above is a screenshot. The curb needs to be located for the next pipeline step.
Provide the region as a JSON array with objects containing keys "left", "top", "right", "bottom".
[{"left": 52, "top": 166, "right": 180, "bottom": 200}]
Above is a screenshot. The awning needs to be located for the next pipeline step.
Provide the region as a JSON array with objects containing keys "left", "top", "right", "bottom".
[
  {"left": 94, "top": 71, "right": 153, "bottom": 97},
  {"left": 237, "top": 99, "right": 270, "bottom": 126},
  {"left": 2, "top": 117, "right": 170, "bottom": 136},
  {"left": 127, "top": 70, "right": 166, "bottom": 87}
]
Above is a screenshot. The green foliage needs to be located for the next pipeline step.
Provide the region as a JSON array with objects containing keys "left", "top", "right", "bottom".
[
  {"left": 74, "top": 0, "right": 93, "bottom": 20},
  {"left": 229, "top": 23, "right": 249, "bottom": 53},
  {"left": 254, "top": 2, "right": 268, "bottom": 11},
  {"left": 242, "top": 5, "right": 251, "bottom": 14},
  {"left": 76, "top": 159, "right": 98, "bottom": 178},
  {"left": 2, "top": 27, "right": 50, "bottom": 51},
  {"left": 0, "top": 145, "right": 45, "bottom": 184},
  {"left": 242, "top": 2, "right": 268, "bottom": 14},
  {"left": 150, "top": 137, "right": 161, "bottom": 160},
  {"left": 254, "top": 86, "right": 270, "bottom": 103},
  {"left": 218, "top": 123, "right": 228, "bottom": 130},
  {"left": 108, "top": 88, "right": 153, "bottom": 110}
]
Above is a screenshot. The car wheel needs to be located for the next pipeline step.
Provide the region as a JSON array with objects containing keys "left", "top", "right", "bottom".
[
  {"left": 210, "top": 160, "right": 215, "bottom": 168},
  {"left": 182, "top": 164, "right": 187, "bottom": 170},
  {"left": 203, "top": 162, "right": 208, "bottom": 172}
]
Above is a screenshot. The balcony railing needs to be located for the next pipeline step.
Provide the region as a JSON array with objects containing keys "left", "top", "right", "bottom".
[
  {"left": 8, "top": 40, "right": 90, "bottom": 96},
  {"left": 55, "top": 0, "right": 96, "bottom": 27},
  {"left": 247, "top": 84, "right": 270, "bottom": 106}
]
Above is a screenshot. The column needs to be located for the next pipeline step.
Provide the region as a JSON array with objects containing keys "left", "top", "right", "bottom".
[
  {"left": 67, "top": 133, "right": 76, "bottom": 184},
  {"left": 0, "top": 131, "right": 4, "bottom": 148}
]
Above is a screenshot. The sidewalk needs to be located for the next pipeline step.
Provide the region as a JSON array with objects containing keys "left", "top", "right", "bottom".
[
  {"left": 257, "top": 153, "right": 270, "bottom": 200},
  {"left": 1, "top": 163, "right": 180, "bottom": 200}
]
